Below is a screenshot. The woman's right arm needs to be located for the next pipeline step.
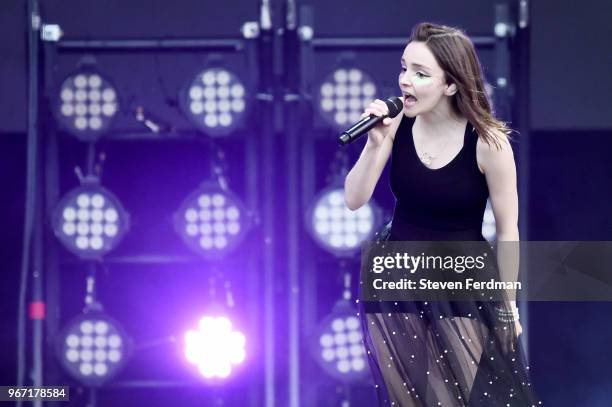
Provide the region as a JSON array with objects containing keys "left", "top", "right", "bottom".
[{"left": 344, "top": 99, "right": 403, "bottom": 210}]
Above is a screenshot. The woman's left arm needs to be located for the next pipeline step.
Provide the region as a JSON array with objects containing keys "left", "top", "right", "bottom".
[{"left": 477, "top": 134, "right": 520, "bottom": 307}]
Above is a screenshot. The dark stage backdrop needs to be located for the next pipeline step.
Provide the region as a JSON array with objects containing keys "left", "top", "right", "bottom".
[
  {"left": 41, "top": 0, "right": 256, "bottom": 38},
  {"left": 530, "top": 0, "right": 612, "bottom": 130},
  {"left": 305, "top": 0, "right": 496, "bottom": 36},
  {"left": 0, "top": 0, "right": 27, "bottom": 133}
]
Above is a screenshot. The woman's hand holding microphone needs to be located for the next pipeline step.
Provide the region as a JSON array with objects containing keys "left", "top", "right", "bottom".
[{"left": 361, "top": 99, "right": 401, "bottom": 148}]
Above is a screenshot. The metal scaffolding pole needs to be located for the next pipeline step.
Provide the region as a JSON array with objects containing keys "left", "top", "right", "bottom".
[
  {"left": 259, "top": 0, "right": 278, "bottom": 405},
  {"left": 283, "top": 15, "right": 302, "bottom": 407},
  {"left": 514, "top": 0, "right": 532, "bottom": 364},
  {"left": 17, "top": 2, "right": 43, "bottom": 407}
]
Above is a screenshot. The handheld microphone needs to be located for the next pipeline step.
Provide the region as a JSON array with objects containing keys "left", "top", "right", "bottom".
[{"left": 337, "top": 97, "right": 403, "bottom": 146}]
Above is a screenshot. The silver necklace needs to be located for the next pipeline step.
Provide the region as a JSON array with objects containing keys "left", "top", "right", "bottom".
[{"left": 417, "top": 135, "right": 454, "bottom": 167}]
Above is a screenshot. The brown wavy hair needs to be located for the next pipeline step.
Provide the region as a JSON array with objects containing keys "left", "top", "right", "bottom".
[{"left": 409, "top": 22, "right": 512, "bottom": 149}]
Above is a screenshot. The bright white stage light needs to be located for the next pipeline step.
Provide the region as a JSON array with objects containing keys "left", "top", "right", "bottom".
[{"left": 184, "top": 315, "right": 246, "bottom": 379}]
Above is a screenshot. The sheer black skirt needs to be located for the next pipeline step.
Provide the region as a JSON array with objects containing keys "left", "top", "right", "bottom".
[
  {"left": 358, "top": 222, "right": 543, "bottom": 406},
  {"left": 359, "top": 300, "right": 542, "bottom": 406}
]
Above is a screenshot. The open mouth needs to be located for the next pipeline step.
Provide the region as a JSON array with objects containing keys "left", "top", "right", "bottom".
[{"left": 404, "top": 94, "right": 418, "bottom": 107}]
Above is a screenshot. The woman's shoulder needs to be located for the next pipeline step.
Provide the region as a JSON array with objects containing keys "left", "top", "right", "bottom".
[
  {"left": 475, "top": 127, "right": 515, "bottom": 174},
  {"left": 475, "top": 127, "right": 512, "bottom": 152}
]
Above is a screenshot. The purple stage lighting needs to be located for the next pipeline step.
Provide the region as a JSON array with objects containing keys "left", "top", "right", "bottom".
[
  {"left": 180, "top": 67, "right": 248, "bottom": 136},
  {"left": 52, "top": 183, "right": 130, "bottom": 260},
  {"left": 306, "top": 187, "right": 379, "bottom": 256},
  {"left": 55, "top": 71, "right": 119, "bottom": 141},
  {"left": 311, "top": 301, "right": 369, "bottom": 382},
  {"left": 482, "top": 199, "right": 496, "bottom": 242},
  {"left": 56, "top": 311, "right": 131, "bottom": 386},
  {"left": 184, "top": 315, "right": 246, "bottom": 379},
  {"left": 174, "top": 183, "right": 249, "bottom": 259},
  {"left": 317, "top": 67, "right": 377, "bottom": 131}
]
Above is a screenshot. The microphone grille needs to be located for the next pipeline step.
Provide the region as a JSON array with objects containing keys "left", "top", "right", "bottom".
[{"left": 385, "top": 97, "right": 404, "bottom": 118}]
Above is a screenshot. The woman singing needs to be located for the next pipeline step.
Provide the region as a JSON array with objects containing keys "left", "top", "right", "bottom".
[{"left": 344, "top": 23, "right": 542, "bottom": 406}]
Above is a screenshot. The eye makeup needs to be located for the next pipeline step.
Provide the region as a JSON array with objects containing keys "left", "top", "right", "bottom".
[
  {"left": 412, "top": 74, "right": 434, "bottom": 85},
  {"left": 400, "top": 69, "right": 435, "bottom": 86}
]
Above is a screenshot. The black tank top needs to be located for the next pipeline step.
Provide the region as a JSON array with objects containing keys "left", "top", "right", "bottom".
[{"left": 389, "top": 114, "right": 489, "bottom": 241}]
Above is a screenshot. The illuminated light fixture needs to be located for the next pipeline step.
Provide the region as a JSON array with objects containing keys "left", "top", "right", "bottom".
[
  {"left": 55, "top": 71, "right": 119, "bottom": 141},
  {"left": 311, "top": 301, "right": 368, "bottom": 382},
  {"left": 174, "top": 184, "right": 249, "bottom": 259},
  {"left": 184, "top": 315, "right": 246, "bottom": 379},
  {"left": 180, "top": 68, "right": 248, "bottom": 136},
  {"left": 56, "top": 311, "right": 131, "bottom": 386},
  {"left": 306, "top": 187, "right": 379, "bottom": 256},
  {"left": 483, "top": 78, "right": 497, "bottom": 113},
  {"left": 484, "top": 80, "right": 495, "bottom": 102},
  {"left": 52, "top": 184, "right": 129, "bottom": 260},
  {"left": 482, "top": 199, "right": 496, "bottom": 242},
  {"left": 316, "top": 68, "right": 377, "bottom": 130}
]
